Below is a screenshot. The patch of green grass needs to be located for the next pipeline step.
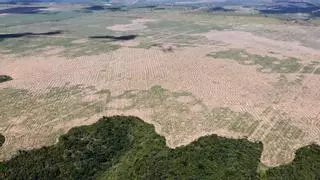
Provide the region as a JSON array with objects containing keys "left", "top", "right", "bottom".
[
  {"left": 0, "top": 11, "right": 85, "bottom": 28},
  {"left": 206, "top": 108, "right": 259, "bottom": 135},
  {"left": 132, "top": 18, "right": 227, "bottom": 46},
  {"left": 258, "top": 163, "right": 269, "bottom": 180},
  {"left": 0, "top": 116, "right": 263, "bottom": 180},
  {"left": 107, "top": 86, "right": 262, "bottom": 141},
  {"left": 145, "top": 19, "right": 225, "bottom": 35},
  {"left": 208, "top": 49, "right": 306, "bottom": 74},
  {"left": 0, "top": 36, "right": 121, "bottom": 57},
  {"left": 0, "top": 37, "right": 73, "bottom": 56},
  {"left": 62, "top": 42, "right": 121, "bottom": 58}
]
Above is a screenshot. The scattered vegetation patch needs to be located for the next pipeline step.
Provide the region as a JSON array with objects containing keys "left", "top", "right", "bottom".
[
  {"left": 0, "top": 85, "right": 111, "bottom": 159},
  {"left": 0, "top": 85, "right": 306, "bottom": 167},
  {"left": 111, "top": 85, "right": 262, "bottom": 142},
  {"left": 314, "top": 67, "right": 320, "bottom": 74},
  {"left": 0, "top": 75, "right": 12, "bottom": 83},
  {"left": 0, "top": 134, "right": 4, "bottom": 148},
  {"left": 0, "top": 36, "right": 121, "bottom": 57},
  {"left": 300, "top": 61, "right": 319, "bottom": 73},
  {"left": 146, "top": 20, "right": 225, "bottom": 34},
  {"left": 208, "top": 49, "right": 306, "bottom": 74},
  {"left": 0, "top": 116, "right": 263, "bottom": 179}
]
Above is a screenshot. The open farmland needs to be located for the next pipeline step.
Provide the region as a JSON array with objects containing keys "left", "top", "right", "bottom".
[{"left": 0, "top": 3, "right": 320, "bottom": 170}]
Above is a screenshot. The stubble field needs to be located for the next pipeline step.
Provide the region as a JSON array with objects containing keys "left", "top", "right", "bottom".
[{"left": 0, "top": 4, "right": 320, "bottom": 167}]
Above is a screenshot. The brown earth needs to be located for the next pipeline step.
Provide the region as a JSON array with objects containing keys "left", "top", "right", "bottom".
[
  {"left": 199, "top": 30, "right": 320, "bottom": 62},
  {"left": 107, "top": 19, "right": 156, "bottom": 31},
  {"left": 0, "top": 29, "right": 320, "bottom": 167}
]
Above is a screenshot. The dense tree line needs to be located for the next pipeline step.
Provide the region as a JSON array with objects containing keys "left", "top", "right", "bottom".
[
  {"left": 0, "top": 116, "right": 135, "bottom": 179},
  {"left": 0, "top": 116, "right": 319, "bottom": 179},
  {"left": 0, "top": 116, "right": 262, "bottom": 179},
  {"left": 0, "top": 75, "right": 12, "bottom": 83}
]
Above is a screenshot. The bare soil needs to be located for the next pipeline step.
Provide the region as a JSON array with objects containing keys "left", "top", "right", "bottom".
[
  {"left": 1, "top": 14, "right": 320, "bottom": 167},
  {"left": 107, "top": 19, "right": 156, "bottom": 31},
  {"left": 200, "top": 30, "right": 320, "bottom": 63}
]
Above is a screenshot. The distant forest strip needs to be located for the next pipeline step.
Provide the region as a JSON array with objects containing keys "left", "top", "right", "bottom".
[
  {"left": 89, "top": 35, "right": 137, "bottom": 41},
  {"left": 84, "top": 6, "right": 125, "bottom": 12},
  {"left": 0, "top": 31, "right": 63, "bottom": 40},
  {"left": 0, "top": 6, "right": 47, "bottom": 14},
  {"left": 0, "top": 32, "right": 136, "bottom": 42},
  {"left": 0, "top": 75, "right": 12, "bottom": 83},
  {"left": 0, "top": 116, "right": 319, "bottom": 179}
]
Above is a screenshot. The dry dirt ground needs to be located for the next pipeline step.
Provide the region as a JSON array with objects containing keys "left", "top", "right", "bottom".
[
  {"left": 0, "top": 10, "right": 320, "bottom": 167},
  {"left": 107, "top": 18, "right": 157, "bottom": 31}
]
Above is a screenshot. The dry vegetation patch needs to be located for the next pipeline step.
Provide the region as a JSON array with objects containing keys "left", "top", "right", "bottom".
[
  {"left": 200, "top": 30, "right": 320, "bottom": 62},
  {"left": 207, "top": 49, "right": 316, "bottom": 74},
  {"left": 71, "top": 38, "right": 88, "bottom": 44}
]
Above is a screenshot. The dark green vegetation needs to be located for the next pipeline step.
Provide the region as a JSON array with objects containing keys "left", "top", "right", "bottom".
[
  {"left": 0, "top": 116, "right": 262, "bottom": 179},
  {"left": 265, "top": 144, "right": 320, "bottom": 180},
  {"left": 0, "top": 134, "right": 4, "bottom": 148},
  {"left": 0, "top": 31, "right": 63, "bottom": 40},
  {"left": 89, "top": 35, "right": 137, "bottom": 41},
  {"left": 207, "top": 49, "right": 320, "bottom": 74},
  {"left": 0, "top": 75, "right": 12, "bottom": 83},
  {"left": 0, "top": 116, "right": 319, "bottom": 179}
]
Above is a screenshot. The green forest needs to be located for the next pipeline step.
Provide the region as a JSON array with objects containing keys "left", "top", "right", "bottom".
[{"left": 0, "top": 116, "right": 319, "bottom": 179}]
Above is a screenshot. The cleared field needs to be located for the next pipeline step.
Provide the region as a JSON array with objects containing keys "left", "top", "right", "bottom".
[{"left": 0, "top": 5, "right": 320, "bottom": 168}]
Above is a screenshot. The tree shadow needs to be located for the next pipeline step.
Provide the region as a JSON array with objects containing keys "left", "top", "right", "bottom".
[
  {"left": 0, "top": 31, "right": 63, "bottom": 40},
  {"left": 0, "top": 6, "right": 48, "bottom": 14},
  {"left": 89, "top": 35, "right": 137, "bottom": 41}
]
